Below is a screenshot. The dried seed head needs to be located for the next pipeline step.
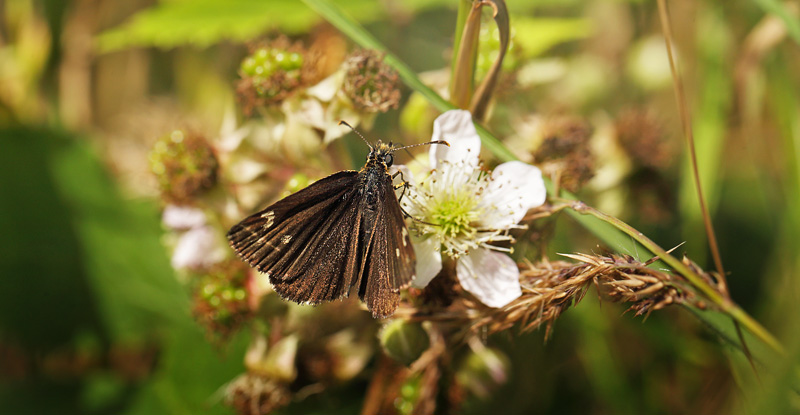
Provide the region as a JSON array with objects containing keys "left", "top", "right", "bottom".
[
  {"left": 533, "top": 116, "right": 595, "bottom": 192},
  {"left": 342, "top": 49, "right": 402, "bottom": 113},
  {"left": 400, "top": 253, "right": 708, "bottom": 340},
  {"left": 149, "top": 129, "right": 219, "bottom": 204},
  {"left": 225, "top": 372, "right": 291, "bottom": 415},
  {"left": 615, "top": 108, "right": 674, "bottom": 170}
]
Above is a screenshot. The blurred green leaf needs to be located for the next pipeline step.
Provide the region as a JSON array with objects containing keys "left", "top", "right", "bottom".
[
  {"left": 0, "top": 128, "right": 245, "bottom": 414},
  {"left": 752, "top": 0, "right": 800, "bottom": 45},
  {"left": 46, "top": 136, "right": 189, "bottom": 341},
  {"left": 95, "top": 0, "right": 383, "bottom": 52},
  {"left": 0, "top": 129, "right": 109, "bottom": 350},
  {"left": 512, "top": 16, "right": 593, "bottom": 58}
]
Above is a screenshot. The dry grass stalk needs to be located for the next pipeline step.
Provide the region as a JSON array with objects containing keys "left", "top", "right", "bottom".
[{"left": 403, "top": 253, "right": 710, "bottom": 340}]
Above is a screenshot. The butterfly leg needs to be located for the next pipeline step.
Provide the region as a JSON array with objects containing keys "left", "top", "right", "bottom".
[
  {"left": 391, "top": 170, "right": 411, "bottom": 203},
  {"left": 391, "top": 171, "right": 443, "bottom": 226}
]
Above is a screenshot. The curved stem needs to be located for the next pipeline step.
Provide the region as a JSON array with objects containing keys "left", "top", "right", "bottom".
[{"left": 563, "top": 199, "right": 785, "bottom": 356}]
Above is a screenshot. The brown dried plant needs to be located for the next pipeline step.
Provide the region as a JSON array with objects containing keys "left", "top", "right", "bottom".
[{"left": 400, "top": 253, "right": 713, "bottom": 342}]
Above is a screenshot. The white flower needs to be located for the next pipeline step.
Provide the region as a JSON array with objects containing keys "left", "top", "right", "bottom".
[
  {"left": 399, "top": 110, "right": 546, "bottom": 308},
  {"left": 162, "top": 205, "right": 207, "bottom": 230},
  {"left": 163, "top": 205, "right": 227, "bottom": 271},
  {"left": 286, "top": 69, "right": 373, "bottom": 144}
]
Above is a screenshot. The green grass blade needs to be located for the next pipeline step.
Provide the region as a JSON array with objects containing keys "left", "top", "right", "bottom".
[{"left": 302, "top": 0, "right": 517, "bottom": 162}]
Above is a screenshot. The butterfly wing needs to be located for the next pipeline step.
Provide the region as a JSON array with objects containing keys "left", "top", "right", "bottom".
[
  {"left": 227, "top": 171, "right": 364, "bottom": 304},
  {"left": 358, "top": 173, "right": 416, "bottom": 318}
]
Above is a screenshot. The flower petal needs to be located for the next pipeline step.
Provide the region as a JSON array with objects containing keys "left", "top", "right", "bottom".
[
  {"left": 480, "top": 161, "right": 547, "bottom": 228},
  {"left": 216, "top": 107, "right": 251, "bottom": 152},
  {"left": 306, "top": 69, "right": 345, "bottom": 102},
  {"left": 410, "top": 235, "right": 443, "bottom": 288},
  {"left": 228, "top": 155, "right": 269, "bottom": 183},
  {"left": 162, "top": 205, "right": 207, "bottom": 230},
  {"left": 430, "top": 110, "right": 481, "bottom": 169},
  {"left": 456, "top": 248, "right": 522, "bottom": 308},
  {"left": 171, "top": 226, "right": 227, "bottom": 270}
]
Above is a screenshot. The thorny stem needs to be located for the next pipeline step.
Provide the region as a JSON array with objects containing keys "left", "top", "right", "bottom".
[{"left": 563, "top": 199, "right": 786, "bottom": 356}]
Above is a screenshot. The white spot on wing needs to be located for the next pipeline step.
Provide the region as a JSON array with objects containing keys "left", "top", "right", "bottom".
[
  {"left": 262, "top": 211, "right": 275, "bottom": 228},
  {"left": 281, "top": 235, "right": 292, "bottom": 244},
  {"left": 395, "top": 248, "right": 400, "bottom": 257}
]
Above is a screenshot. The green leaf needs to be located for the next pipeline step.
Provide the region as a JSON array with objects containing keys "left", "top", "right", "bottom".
[
  {"left": 512, "top": 16, "right": 593, "bottom": 58},
  {"left": 0, "top": 128, "right": 246, "bottom": 414},
  {"left": 95, "top": 0, "right": 383, "bottom": 52},
  {"left": 752, "top": 0, "right": 800, "bottom": 46}
]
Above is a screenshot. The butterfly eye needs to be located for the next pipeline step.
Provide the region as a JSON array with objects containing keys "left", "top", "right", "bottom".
[{"left": 383, "top": 153, "right": 394, "bottom": 167}]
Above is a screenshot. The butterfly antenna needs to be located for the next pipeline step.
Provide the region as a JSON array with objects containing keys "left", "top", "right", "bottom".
[
  {"left": 393, "top": 140, "right": 450, "bottom": 152},
  {"left": 339, "top": 120, "right": 373, "bottom": 149}
]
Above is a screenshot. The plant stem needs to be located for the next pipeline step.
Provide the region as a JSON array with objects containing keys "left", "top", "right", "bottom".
[
  {"left": 565, "top": 200, "right": 785, "bottom": 356},
  {"left": 449, "top": 0, "right": 474, "bottom": 100},
  {"left": 656, "top": 0, "right": 727, "bottom": 289}
]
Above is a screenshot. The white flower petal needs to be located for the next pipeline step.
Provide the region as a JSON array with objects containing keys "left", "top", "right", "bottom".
[
  {"left": 248, "top": 116, "right": 286, "bottom": 154},
  {"left": 323, "top": 101, "right": 363, "bottom": 143},
  {"left": 480, "top": 161, "right": 547, "bottom": 228},
  {"left": 287, "top": 98, "right": 326, "bottom": 130},
  {"left": 171, "top": 226, "right": 227, "bottom": 270},
  {"left": 306, "top": 69, "right": 345, "bottom": 102},
  {"left": 430, "top": 110, "right": 481, "bottom": 169},
  {"left": 411, "top": 236, "right": 442, "bottom": 288},
  {"left": 216, "top": 107, "right": 251, "bottom": 152},
  {"left": 456, "top": 248, "right": 522, "bottom": 308},
  {"left": 228, "top": 156, "right": 268, "bottom": 183},
  {"left": 162, "top": 205, "right": 207, "bottom": 230},
  {"left": 281, "top": 116, "right": 324, "bottom": 158}
]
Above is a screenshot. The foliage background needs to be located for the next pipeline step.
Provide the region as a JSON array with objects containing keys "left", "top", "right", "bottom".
[{"left": 1, "top": 0, "right": 799, "bottom": 413}]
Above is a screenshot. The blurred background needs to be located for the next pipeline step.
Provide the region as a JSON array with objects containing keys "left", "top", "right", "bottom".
[{"left": 1, "top": 0, "right": 799, "bottom": 413}]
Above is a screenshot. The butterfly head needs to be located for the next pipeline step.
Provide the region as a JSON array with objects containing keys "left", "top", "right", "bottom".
[
  {"left": 368, "top": 141, "right": 395, "bottom": 168},
  {"left": 338, "top": 120, "right": 449, "bottom": 171}
]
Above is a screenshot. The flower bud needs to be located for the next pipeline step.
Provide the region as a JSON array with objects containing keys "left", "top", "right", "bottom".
[
  {"left": 193, "top": 260, "right": 252, "bottom": 338},
  {"left": 245, "top": 333, "right": 299, "bottom": 383},
  {"left": 455, "top": 343, "right": 510, "bottom": 399},
  {"left": 236, "top": 38, "right": 311, "bottom": 113},
  {"left": 379, "top": 320, "right": 429, "bottom": 366}
]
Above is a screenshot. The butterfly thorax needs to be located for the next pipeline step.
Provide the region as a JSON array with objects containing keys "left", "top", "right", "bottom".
[{"left": 360, "top": 141, "right": 394, "bottom": 210}]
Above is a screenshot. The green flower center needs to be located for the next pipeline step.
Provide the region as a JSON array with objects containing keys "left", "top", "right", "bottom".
[{"left": 429, "top": 192, "right": 480, "bottom": 239}]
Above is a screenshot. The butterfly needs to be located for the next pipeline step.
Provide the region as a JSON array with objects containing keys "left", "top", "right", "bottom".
[{"left": 227, "top": 122, "right": 448, "bottom": 318}]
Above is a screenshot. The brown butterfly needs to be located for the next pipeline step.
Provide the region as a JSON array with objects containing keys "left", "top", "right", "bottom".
[{"left": 227, "top": 122, "right": 448, "bottom": 317}]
